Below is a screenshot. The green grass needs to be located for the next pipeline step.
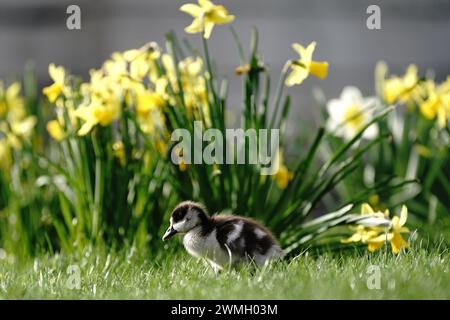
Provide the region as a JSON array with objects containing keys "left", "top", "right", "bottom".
[{"left": 1, "top": 238, "right": 449, "bottom": 300}]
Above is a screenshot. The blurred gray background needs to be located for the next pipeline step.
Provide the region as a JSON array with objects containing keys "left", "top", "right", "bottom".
[{"left": 1, "top": 0, "right": 450, "bottom": 130}]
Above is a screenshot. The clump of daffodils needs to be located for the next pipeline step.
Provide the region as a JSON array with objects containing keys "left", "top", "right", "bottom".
[
  {"left": 342, "top": 203, "right": 410, "bottom": 254},
  {"left": 382, "top": 64, "right": 450, "bottom": 128},
  {"left": 41, "top": 0, "right": 329, "bottom": 185},
  {"left": 0, "top": 81, "right": 37, "bottom": 171},
  {"left": 42, "top": 41, "right": 211, "bottom": 159}
]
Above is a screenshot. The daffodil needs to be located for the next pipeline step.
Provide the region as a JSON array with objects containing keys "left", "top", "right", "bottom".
[
  {"left": 180, "top": 0, "right": 235, "bottom": 39},
  {"left": 161, "top": 54, "right": 208, "bottom": 114},
  {"left": 136, "top": 103, "right": 166, "bottom": 135},
  {"left": 0, "top": 81, "right": 25, "bottom": 119},
  {"left": 46, "top": 120, "right": 65, "bottom": 141},
  {"left": 341, "top": 225, "right": 381, "bottom": 244},
  {"left": 419, "top": 78, "right": 450, "bottom": 128},
  {"left": 74, "top": 97, "right": 120, "bottom": 136},
  {"left": 326, "top": 86, "right": 379, "bottom": 140},
  {"left": 274, "top": 165, "right": 292, "bottom": 189},
  {"left": 0, "top": 81, "right": 36, "bottom": 150},
  {"left": 285, "top": 42, "right": 329, "bottom": 87},
  {"left": 367, "top": 205, "right": 409, "bottom": 254},
  {"left": 390, "top": 206, "right": 410, "bottom": 253},
  {"left": 43, "top": 64, "right": 68, "bottom": 103},
  {"left": 133, "top": 87, "right": 167, "bottom": 135},
  {"left": 342, "top": 203, "right": 410, "bottom": 254},
  {"left": 136, "top": 91, "right": 165, "bottom": 119},
  {"left": 272, "top": 151, "right": 294, "bottom": 189},
  {"left": 124, "top": 42, "right": 161, "bottom": 80},
  {"left": 162, "top": 55, "right": 204, "bottom": 90},
  {"left": 103, "top": 52, "right": 128, "bottom": 80},
  {"left": 342, "top": 203, "right": 390, "bottom": 252},
  {"left": 383, "top": 64, "right": 419, "bottom": 105}
]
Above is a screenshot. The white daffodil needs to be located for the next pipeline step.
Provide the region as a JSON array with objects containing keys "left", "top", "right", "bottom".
[{"left": 326, "top": 86, "right": 379, "bottom": 141}]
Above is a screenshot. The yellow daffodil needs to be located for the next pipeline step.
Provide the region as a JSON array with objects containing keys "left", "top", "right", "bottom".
[
  {"left": 136, "top": 91, "right": 165, "bottom": 119},
  {"left": 180, "top": 0, "right": 235, "bottom": 39},
  {"left": 419, "top": 78, "right": 450, "bottom": 128},
  {"left": 124, "top": 42, "right": 161, "bottom": 80},
  {"left": 342, "top": 203, "right": 410, "bottom": 254},
  {"left": 272, "top": 151, "right": 294, "bottom": 189},
  {"left": 367, "top": 205, "right": 409, "bottom": 254},
  {"left": 275, "top": 165, "right": 294, "bottom": 189},
  {"left": 383, "top": 64, "right": 418, "bottom": 104},
  {"left": 43, "top": 64, "right": 67, "bottom": 103},
  {"left": 134, "top": 87, "right": 167, "bottom": 135},
  {"left": 74, "top": 97, "right": 120, "bottom": 136},
  {"left": 285, "top": 42, "right": 329, "bottom": 87},
  {"left": 123, "top": 42, "right": 161, "bottom": 63},
  {"left": 163, "top": 55, "right": 204, "bottom": 89},
  {"left": 389, "top": 205, "right": 410, "bottom": 253},
  {"left": 0, "top": 81, "right": 35, "bottom": 151},
  {"left": 103, "top": 52, "right": 127, "bottom": 80},
  {"left": 46, "top": 120, "right": 65, "bottom": 141},
  {"left": 0, "top": 82, "right": 25, "bottom": 118},
  {"left": 137, "top": 107, "right": 166, "bottom": 135},
  {"left": 161, "top": 54, "right": 208, "bottom": 113},
  {"left": 341, "top": 225, "right": 381, "bottom": 245}
]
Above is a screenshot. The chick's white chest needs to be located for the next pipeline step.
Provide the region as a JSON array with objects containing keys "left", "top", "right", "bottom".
[{"left": 183, "top": 227, "right": 227, "bottom": 264}]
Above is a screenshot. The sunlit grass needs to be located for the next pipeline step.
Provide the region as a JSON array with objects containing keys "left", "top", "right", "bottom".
[{"left": 1, "top": 240, "right": 448, "bottom": 299}]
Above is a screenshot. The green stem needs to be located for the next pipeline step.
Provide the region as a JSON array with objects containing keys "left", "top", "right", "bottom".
[
  {"left": 91, "top": 132, "right": 104, "bottom": 241},
  {"left": 269, "top": 62, "right": 290, "bottom": 129}
]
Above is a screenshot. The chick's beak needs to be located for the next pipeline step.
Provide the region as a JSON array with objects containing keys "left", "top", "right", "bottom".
[{"left": 162, "top": 225, "right": 177, "bottom": 241}]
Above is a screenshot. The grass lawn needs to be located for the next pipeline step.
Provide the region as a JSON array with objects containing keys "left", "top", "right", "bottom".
[{"left": 1, "top": 238, "right": 449, "bottom": 299}]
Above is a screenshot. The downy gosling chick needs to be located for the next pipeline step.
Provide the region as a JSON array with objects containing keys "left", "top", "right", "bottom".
[{"left": 162, "top": 201, "right": 285, "bottom": 272}]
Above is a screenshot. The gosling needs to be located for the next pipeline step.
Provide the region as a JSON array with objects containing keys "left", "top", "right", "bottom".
[{"left": 162, "top": 201, "right": 285, "bottom": 273}]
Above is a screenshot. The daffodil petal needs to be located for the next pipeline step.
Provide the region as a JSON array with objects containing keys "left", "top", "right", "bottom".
[
  {"left": 391, "top": 216, "right": 400, "bottom": 230},
  {"left": 361, "top": 203, "right": 375, "bottom": 215},
  {"left": 368, "top": 232, "right": 394, "bottom": 243},
  {"left": 285, "top": 67, "right": 308, "bottom": 87},
  {"left": 399, "top": 205, "right": 408, "bottom": 226},
  {"left": 46, "top": 120, "right": 64, "bottom": 141},
  {"left": 341, "top": 233, "right": 362, "bottom": 243},
  {"left": 185, "top": 18, "right": 203, "bottom": 34},
  {"left": 400, "top": 227, "right": 410, "bottom": 233},
  {"left": 291, "top": 43, "right": 306, "bottom": 58},
  {"left": 6, "top": 82, "right": 21, "bottom": 98},
  {"left": 180, "top": 3, "right": 202, "bottom": 17},
  {"left": 77, "top": 121, "right": 96, "bottom": 136},
  {"left": 203, "top": 21, "right": 215, "bottom": 39},
  {"left": 49, "top": 64, "right": 65, "bottom": 84}
]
